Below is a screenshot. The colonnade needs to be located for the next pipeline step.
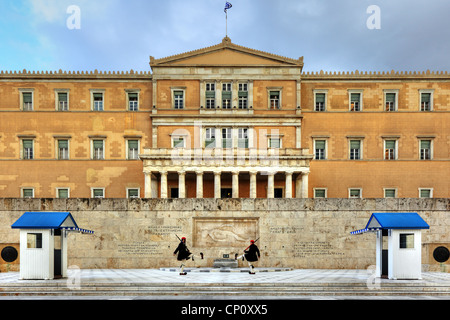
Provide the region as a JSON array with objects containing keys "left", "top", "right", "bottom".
[{"left": 144, "top": 170, "right": 309, "bottom": 199}]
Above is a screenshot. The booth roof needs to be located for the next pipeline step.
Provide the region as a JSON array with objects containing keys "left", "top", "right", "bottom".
[
  {"left": 11, "top": 212, "right": 94, "bottom": 234},
  {"left": 351, "top": 212, "right": 430, "bottom": 235}
]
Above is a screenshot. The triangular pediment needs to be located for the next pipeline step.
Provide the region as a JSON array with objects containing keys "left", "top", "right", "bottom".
[{"left": 150, "top": 37, "right": 303, "bottom": 68}]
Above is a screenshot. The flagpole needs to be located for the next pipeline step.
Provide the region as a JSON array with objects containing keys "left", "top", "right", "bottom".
[{"left": 226, "top": 11, "right": 228, "bottom": 37}]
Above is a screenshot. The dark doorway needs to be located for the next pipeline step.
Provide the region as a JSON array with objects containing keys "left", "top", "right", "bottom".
[
  {"left": 54, "top": 229, "right": 62, "bottom": 279},
  {"left": 221, "top": 188, "right": 232, "bottom": 198}
]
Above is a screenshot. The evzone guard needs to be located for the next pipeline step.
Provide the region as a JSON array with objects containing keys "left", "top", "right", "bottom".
[
  {"left": 173, "top": 236, "right": 203, "bottom": 275},
  {"left": 236, "top": 239, "right": 261, "bottom": 274}
]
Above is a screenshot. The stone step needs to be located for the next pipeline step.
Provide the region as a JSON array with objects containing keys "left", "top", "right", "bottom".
[{"left": 1, "top": 283, "right": 449, "bottom": 297}]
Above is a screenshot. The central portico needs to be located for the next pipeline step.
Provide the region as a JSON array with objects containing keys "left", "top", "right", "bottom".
[{"left": 141, "top": 37, "right": 312, "bottom": 199}]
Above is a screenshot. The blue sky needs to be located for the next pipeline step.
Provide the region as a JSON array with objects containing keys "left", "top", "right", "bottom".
[{"left": 1, "top": 0, "right": 450, "bottom": 72}]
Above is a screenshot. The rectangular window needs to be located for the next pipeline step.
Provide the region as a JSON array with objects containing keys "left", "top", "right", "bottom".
[
  {"left": 350, "top": 93, "right": 361, "bottom": 111},
  {"left": 314, "top": 189, "right": 327, "bottom": 198},
  {"left": 238, "top": 83, "right": 248, "bottom": 109},
  {"left": 420, "top": 189, "right": 432, "bottom": 198},
  {"left": 172, "top": 137, "right": 185, "bottom": 149},
  {"left": 421, "top": 92, "right": 431, "bottom": 111},
  {"left": 58, "top": 140, "right": 69, "bottom": 160},
  {"left": 127, "top": 188, "right": 140, "bottom": 199},
  {"left": 385, "top": 92, "right": 397, "bottom": 111},
  {"left": 315, "top": 93, "right": 326, "bottom": 112},
  {"left": 222, "top": 83, "right": 232, "bottom": 109},
  {"left": 350, "top": 140, "right": 361, "bottom": 160},
  {"left": 128, "top": 140, "right": 139, "bottom": 159},
  {"left": 400, "top": 234, "right": 415, "bottom": 249},
  {"left": 268, "top": 138, "right": 281, "bottom": 148},
  {"left": 269, "top": 91, "right": 280, "bottom": 109},
  {"left": 27, "top": 233, "right": 42, "bottom": 249},
  {"left": 23, "top": 140, "right": 34, "bottom": 160},
  {"left": 238, "top": 128, "right": 249, "bottom": 148},
  {"left": 384, "top": 189, "right": 397, "bottom": 198},
  {"left": 22, "top": 188, "right": 34, "bottom": 198},
  {"left": 22, "top": 92, "right": 33, "bottom": 111},
  {"left": 58, "top": 92, "right": 69, "bottom": 111},
  {"left": 420, "top": 140, "right": 431, "bottom": 160},
  {"left": 92, "top": 188, "right": 104, "bottom": 198},
  {"left": 315, "top": 140, "right": 326, "bottom": 160},
  {"left": 174, "top": 91, "right": 184, "bottom": 109},
  {"left": 349, "top": 189, "right": 362, "bottom": 198},
  {"left": 222, "top": 128, "right": 232, "bottom": 148},
  {"left": 93, "top": 93, "right": 104, "bottom": 111},
  {"left": 206, "top": 83, "right": 216, "bottom": 109},
  {"left": 57, "top": 188, "right": 69, "bottom": 199},
  {"left": 205, "top": 128, "right": 216, "bottom": 148},
  {"left": 93, "top": 140, "right": 104, "bottom": 160},
  {"left": 128, "top": 93, "right": 139, "bottom": 111},
  {"left": 384, "top": 140, "right": 396, "bottom": 160}
]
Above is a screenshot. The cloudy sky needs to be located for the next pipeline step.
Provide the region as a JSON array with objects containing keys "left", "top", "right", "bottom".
[{"left": 1, "top": 0, "right": 450, "bottom": 73}]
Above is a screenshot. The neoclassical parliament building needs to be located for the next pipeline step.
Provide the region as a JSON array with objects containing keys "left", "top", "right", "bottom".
[{"left": 0, "top": 37, "right": 449, "bottom": 200}]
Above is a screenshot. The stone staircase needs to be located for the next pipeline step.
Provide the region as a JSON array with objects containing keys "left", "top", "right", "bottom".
[{"left": 1, "top": 281, "right": 449, "bottom": 298}]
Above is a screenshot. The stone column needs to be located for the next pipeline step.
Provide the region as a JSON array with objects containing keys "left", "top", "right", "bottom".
[
  {"left": 144, "top": 171, "right": 152, "bottom": 198},
  {"left": 232, "top": 171, "right": 239, "bottom": 198},
  {"left": 214, "top": 171, "right": 221, "bottom": 199},
  {"left": 285, "top": 171, "right": 293, "bottom": 199},
  {"left": 196, "top": 171, "right": 204, "bottom": 199},
  {"left": 249, "top": 171, "right": 257, "bottom": 199},
  {"left": 160, "top": 171, "right": 168, "bottom": 199},
  {"left": 301, "top": 172, "right": 309, "bottom": 199},
  {"left": 178, "top": 171, "right": 186, "bottom": 199},
  {"left": 267, "top": 172, "right": 275, "bottom": 199}
]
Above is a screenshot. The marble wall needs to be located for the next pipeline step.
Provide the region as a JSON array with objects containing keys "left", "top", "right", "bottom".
[{"left": 0, "top": 198, "right": 448, "bottom": 272}]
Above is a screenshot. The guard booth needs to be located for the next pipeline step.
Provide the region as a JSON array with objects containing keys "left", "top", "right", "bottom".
[
  {"left": 351, "top": 212, "right": 430, "bottom": 280},
  {"left": 11, "top": 212, "right": 94, "bottom": 280}
]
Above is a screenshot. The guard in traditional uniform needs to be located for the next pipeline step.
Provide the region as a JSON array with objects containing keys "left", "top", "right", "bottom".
[
  {"left": 173, "top": 237, "right": 203, "bottom": 275},
  {"left": 236, "top": 240, "right": 260, "bottom": 274},
  {"left": 173, "top": 237, "right": 191, "bottom": 275}
]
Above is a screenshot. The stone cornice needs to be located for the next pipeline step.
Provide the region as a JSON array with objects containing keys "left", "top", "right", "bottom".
[
  {"left": 0, "top": 69, "right": 152, "bottom": 81},
  {"left": 302, "top": 70, "right": 450, "bottom": 81}
]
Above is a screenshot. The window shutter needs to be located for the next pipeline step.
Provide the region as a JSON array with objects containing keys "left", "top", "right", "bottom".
[
  {"left": 386, "top": 93, "right": 396, "bottom": 102},
  {"left": 420, "top": 189, "right": 431, "bottom": 198},
  {"left": 23, "top": 93, "right": 32, "bottom": 103},
  {"left": 222, "top": 91, "right": 232, "bottom": 99},
  {"left": 351, "top": 93, "right": 360, "bottom": 102},
  {"left": 315, "top": 140, "right": 326, "bottom": 149},
  {"left": 385, "top": 189, "right": 396, "bottom": 197},
  {"left": 93, "top": 140, "right": 103, "bottom": 149},
  {"left": 350, "top": 140, "right": 360, "bottom": 149},
  {"left": 58, "top": 93, "right": 68, "bottom": 102},
  {"left": 23, "top": 140, "right": 33, "bottom": 148},
  {"left": 58, "top": 189, "right": 69, "bottom": 199},
  {"left": 421, "top": 93, "right": 431, "bottom": 103},
  {"left": 316, "top": 93, "right": 325, "bottom": 103},
  {"left": 421, "top": 140, "right": 431, "bottom": 149},
  {"left": 58, "top": 140, "right": 68, "bottom": 149},
  {"left": 128, "top": 140, "right": 138, "bottom": 149},
  {"left": 385, "top": 140, "right": 396, "bottom": 149}
]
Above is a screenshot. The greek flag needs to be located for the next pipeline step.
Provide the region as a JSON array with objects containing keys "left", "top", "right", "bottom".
[{"left": 224, "top": 2, "right": 232, "bottom": 13}]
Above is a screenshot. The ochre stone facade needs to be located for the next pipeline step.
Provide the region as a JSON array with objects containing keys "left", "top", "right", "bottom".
[{"left": 0, "top": 38, "right": 448, "bottom": 199}]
